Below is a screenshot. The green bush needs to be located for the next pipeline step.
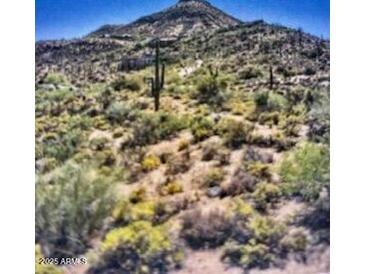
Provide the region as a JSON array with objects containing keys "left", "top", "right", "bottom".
[
  {"left": 194, "top": 68, "right": 231, "bottom": 108},
  {"left": 239, "top": 66, "right": 263, "bottom": 80},
  {"left": 43, "top": 72, "right": 68, "bottom": 85},
  {"left": 200, "top": 168, "right": 225, "bottom": 188},
  {"left": 252, "top": 183, "right": 281, "bottom": 211},
  {"left": 35, "top": 163, "right": 116, "bottom": 257},
  {"left": 41, "top": 128, "right": 85, "bottom": 164},
  {"left": 112, "top": 75, "right": 142, "bottom": 91},
  {"left": 217, "top": 118, "right": 255, "bottom": 148},
  {"left": 254, "top": 90, "right": 288, "bottom": 112},
  {"left": 106, "top": 102, "right": 139, "bottom": 125},
  {"left": 92, "top": 221, "right": 183, "bottom": 274},
  {"left": 308, "top": 88, "right": 330, "bottom": 144},
  {"left": 125, "top": 112, "right": 188, "bottom": 147},
  {"left": 191, "top": 116, "right": 215, "bottom": 142},
  {"left": 279, "top": 142, "right": 330, "bottom": 201}
]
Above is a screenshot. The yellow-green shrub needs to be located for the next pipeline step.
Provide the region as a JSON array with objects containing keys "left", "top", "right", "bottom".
[
  {"left": 142, "top": 154, "right": 161, "bottom": 171},
  {"left": 112, "top": 200, "right": 157, "bottom": 224},
  {"left": 94, "top": 221, "right": 182, "bottom": 274},
  {"left": 252, "top": 183, "right": 281, "bottom": 211},
  {"left": 200, "top": 168, "right": 225, "bottom": 188},
  {"left": 217, "top": 118, "right": 255, "bottom": 148}
]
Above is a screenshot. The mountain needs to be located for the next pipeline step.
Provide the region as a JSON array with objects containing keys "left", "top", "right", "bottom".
[
  {"left": 35, "top": 1, "right": 330, "bottom": 273},
  {"left": 88, "top": 0, "right": 241, "bottom": 39},
  {"left": 35, "top": 0, "right": 329, "bottom": 87}
]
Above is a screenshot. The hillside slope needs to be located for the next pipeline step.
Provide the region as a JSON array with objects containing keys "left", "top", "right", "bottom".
[{"left": 35, "top": 1, "right": 330, "bottom": 274}]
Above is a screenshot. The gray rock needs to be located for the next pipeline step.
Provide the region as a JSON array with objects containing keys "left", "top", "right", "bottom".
[{"left": 207, "top": 186, "right": 222, "bottom": 198}]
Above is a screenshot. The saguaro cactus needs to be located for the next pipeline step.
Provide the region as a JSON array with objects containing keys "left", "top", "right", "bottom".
[
  {"left": 269, "top": 65, "right": 274, "bottom": 90},
  {"left": 147, "top": 39, "right": 165, "bottom": 111}
]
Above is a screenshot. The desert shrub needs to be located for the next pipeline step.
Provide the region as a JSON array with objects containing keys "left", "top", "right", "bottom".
[
  {"left": 92, "top": 221, "right": 183, "bottom": 274},
  {"left": 249, "top": 131, "right": 294, "bottom": 151},
  {"left": 303, "top": 67, "right": 316, "bottom": 76},
  {"left": 106, "top": 102, "right": 139, "bottom": 125},
  {"left": 279, "top": 228, "right": 308, "bottom": 253},
  {"left": 285, "top": 87, "right": 307, "bottom": 108},
  {"left": 308, "top": 88, "right": 330, "bottom": 144},
  {"left": 254, "top": 90, "right": 269, "bottom": 108},
  {"left": 239, "top": 240, "right": 273, "bottom": 269},
  {"left": 216, "top": 118, "right": 255, "bottom": 149},
  {"left": 125, "top": 112, "right": 188, "bottom": 147},
  {"left": 276, "top": 66, "right": 296, "bottom": 78},
  {"left": 279, "top": 114, "right": 303, "bottom": 137},
  {"left": 243, "top": 146, "right": 274, "bottom": 164},
  {"left": 35, "top": 163, "right": 116, "bottom": 258},
  {"left": 252, "top": 183, "right": 281, "bottom": 211},
  {"left": 43, "top": 72, "right": 68, "bottom": 85},
  {"left": 114, "top": 193, "right": 174, "bottom": 226},
  {"left": 36, "top": 157, "right": 59, "bottom": 174},
  {"left": 159, "top": 181, "right": 184, "bottom": 196},
  {"left": 89, "top": 137, "right": 110, "bottom": 151},
  {"left": 112, "top": 199, "right": 168, "bottom": 225},
  {"left": 41, "top": 128, "right": 85, "bottom": 164},
  {"left": 258, "top": 111, "right": 280, "bottom": 126},
  {"left": 194, "top": 68, "right": 231, "bottom": 108},
  {"left": 201, "top": 141, "right": 230, "bottom": 165},
  {"left": 180, "top": 209, "right": 233, "bottom": 249},
  {"left": 129, "top": 187, "right": 148, "bottom": 204},
  {"left": 254, "top": 90, "right": 288, "bottom": 112},
  {"left": 223, "top": 168, "right": 258, "bottom": 196},
  {"left": 246, "top": 162, "right": 272, "bottom": 180},
  {"left": 200, "top": 168, "right": 225, "bottom": 188},
  {"left": 178, "top": 139, "right": 190, "bottom": 151},
  {"left": 190, "top": 116, "right": 215, "bottom": 142},
  {"left": 142, "top": 154, "right": 161, "bottom": 172},
  {"left": 94, "top": 148, "right": 116, "bottom": 167},
  {"left": 239, "top": 66, "right": 263, "bottom": 80},
  {"left": 35, "top": 245, "right": 63, "bottom": 274},
  {"left": 113, "top": 127, "right": 125, "bottom": 138},
  {"left": 279, "top": 142, "right": 329, "bottom": 201},
  {"left": 166, "top": 153, "right": 191, "bottom": 175},
  {"left": 112, "top": 74, "right": 142, "bottom": 91}
]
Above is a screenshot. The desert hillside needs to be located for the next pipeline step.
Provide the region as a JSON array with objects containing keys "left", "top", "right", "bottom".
[{"left": 35, "top": 1, "right": 330, "bottom": 273}]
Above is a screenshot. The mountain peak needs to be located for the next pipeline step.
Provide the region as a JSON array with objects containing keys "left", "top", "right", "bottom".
[{"left": 88, "top": 0, "right": 241, "bottom": 39}]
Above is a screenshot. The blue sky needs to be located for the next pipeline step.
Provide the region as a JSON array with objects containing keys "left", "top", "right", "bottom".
[{"left": 36, "top": 0, "right": 330, "bottom": 41}]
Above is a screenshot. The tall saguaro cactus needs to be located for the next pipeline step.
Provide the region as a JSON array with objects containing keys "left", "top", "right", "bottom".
[
  {"left": 269, "top": 65, "right": 274, "bottom": 90},
  {"left": 147, "top": 39, "right": 165, "bottom": 111}
]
